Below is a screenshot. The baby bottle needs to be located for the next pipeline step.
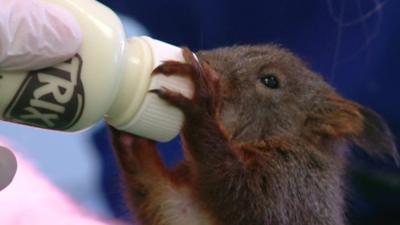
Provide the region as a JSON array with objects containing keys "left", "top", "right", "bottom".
[{"left": 0, "top": 0, "right": 193, "bottom": 142}]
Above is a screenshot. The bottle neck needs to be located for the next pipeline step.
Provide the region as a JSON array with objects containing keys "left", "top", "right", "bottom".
[
  {"left": 105, "top": 36, "right": 193, "bottom": 142},
  {"left": 105, "top": 37, "right": 153, "bottom": 127}
]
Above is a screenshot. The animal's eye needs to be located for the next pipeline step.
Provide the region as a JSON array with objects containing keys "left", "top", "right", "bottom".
[{"left": 259, "top": 74, "right": 279, "bottom": 89}]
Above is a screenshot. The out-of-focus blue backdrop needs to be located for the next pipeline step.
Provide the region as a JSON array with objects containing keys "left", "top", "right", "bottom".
[
  {"left": 98, "top": 1, "right": 400, "bottom": 224},
  {"left": 1, "top": 0, "right": 399, "bottom": 224}
]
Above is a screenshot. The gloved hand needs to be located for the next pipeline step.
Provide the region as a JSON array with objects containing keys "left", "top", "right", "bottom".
[
  {"left": 0, "top": 0, "right": 82, "bottom": 191},
  {"left": 0, "top": 0, "right": 82, "bottom": 71}
]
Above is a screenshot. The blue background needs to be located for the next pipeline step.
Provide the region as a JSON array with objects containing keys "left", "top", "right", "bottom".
[
  {"left": 95, "top": 0, "right": 400, "bottom": 224},
  {"left": 2, "top": 0, "right": 396, "bottom": 224}
]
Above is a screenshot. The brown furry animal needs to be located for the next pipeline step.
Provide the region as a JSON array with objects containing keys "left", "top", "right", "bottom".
[{"left": 109, "top": 45, "right": 398, "bottom": 225}]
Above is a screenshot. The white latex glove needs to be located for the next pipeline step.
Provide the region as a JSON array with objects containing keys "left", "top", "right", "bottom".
[
  {"left": 0, "top": 0, "right": 82, "bottom": 71},
  {"left": 0, "top": 0, "right": 81, "bottom": 191}
]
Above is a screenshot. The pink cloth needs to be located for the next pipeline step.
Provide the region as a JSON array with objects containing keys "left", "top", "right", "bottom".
[{"left": 0, "top": 140, "right": 127, "bottom": 225}]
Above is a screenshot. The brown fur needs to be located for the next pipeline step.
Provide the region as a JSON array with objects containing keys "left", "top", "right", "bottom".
[{"left": 109, "top": 45, "right": 398, "bottom": 225}]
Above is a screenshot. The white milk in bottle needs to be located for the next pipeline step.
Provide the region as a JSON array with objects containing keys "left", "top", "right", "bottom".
[{"left": 0, "top": 0, "right": 193, "bottom": 142}]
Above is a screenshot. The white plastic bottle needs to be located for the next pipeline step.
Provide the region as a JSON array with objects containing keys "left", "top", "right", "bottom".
[{"left": 0, "top": 0, "right": 193, "bottom": 142}]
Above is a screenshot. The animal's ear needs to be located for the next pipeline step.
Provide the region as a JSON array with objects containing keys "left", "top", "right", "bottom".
[
  {"left": 305, "top": 96, "right": 399, "bottom": 164},
  {"left": 351, "top": 106, "right": 399, "bottom": 163}
]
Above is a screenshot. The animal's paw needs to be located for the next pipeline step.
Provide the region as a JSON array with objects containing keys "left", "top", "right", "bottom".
[
  {"left": 109, "top": 126, "right": 156, "bottom": 152},
  {"left": 150, "top": 48, "right": 221, "bottom": 121},
  {"left": 108, "top": 126, "right": 158, "bottom": 170}
]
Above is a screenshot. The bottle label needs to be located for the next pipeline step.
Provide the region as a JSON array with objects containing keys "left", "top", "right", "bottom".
[{"left": 3, "top": 55, "right": 85, "bottom": 130}]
